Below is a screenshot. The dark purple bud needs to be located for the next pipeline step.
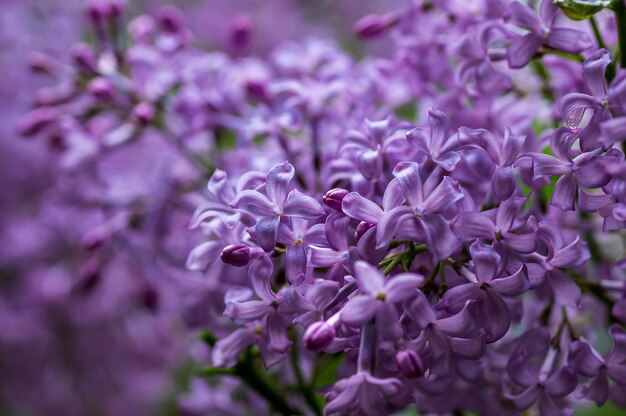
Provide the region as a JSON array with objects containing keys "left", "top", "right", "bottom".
[
  {"left": 304, "top": 321, "right": 335, "bottom": 351},
  {"left": 354, "top": 221, "right": 374, "bottom": 241},
  {"left": 220, "top": 244, "right": 252, "bottom": 267},
  {"left": 354, "top": 14, "right": 395, "bottom": 39},
  {"left": 132, "top": 102, "right": 155, "bottom": 125},
  {"left": 158, "top": 5, "right": 185, "bottom": 34},
  {"left": 17, "top": 107, "right": 58, "bottom": 137},
  {"left": 88, "top": 77, "right": 115, "bottom": 101},
  {"left": 396, "top": 349, "right": 424, "bottom": 378},
  {"left": 229, "top": 16, "right": 253, "bottom": 55},
  {"left": 86, "top": 1, "right": 105, "bottom": 26},
  {"left": 323, "top": 188, "right": 349, "bottom": 211},
  {"left": 71, "top": 44, "right": 98, "bottom": 73},
  {"left": 28, "top": 52, "right": 57, "bottom": 75},
  {"left": 245, "top": 79, "right": 269, "bottom": 101}
]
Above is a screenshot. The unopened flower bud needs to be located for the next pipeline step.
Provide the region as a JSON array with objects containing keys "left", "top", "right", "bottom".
[
  {"left": 354, "top": 14, "right": 394, "bottom": 39},
  {"left": 71, "top": 44, "right": 98, "bottom": 73},
  {"left": 355, "top": 221, "right": 374, "bottom": 241},
  {"left": 28, "top": 52, "right": 57, "bottom": 75},
  {"left": 220, "top": 244, "right": 252, "bottom": 267},
  {"left": 396, "top": 349, "right": 424, "bottom": 378},
  {"left": 323, "top": 188, "right": 349, "bottom": 211},
  {"left": 229, "top": 16, "right": 253, "bottom": 55},
  {"left": 158, "top": 5, "right": 185, "bottom": 34},
  {"left": 132, "top": 102, "right": 155, "bottom": 125},
  {"left": 17, "top": 107, "right": 58, "bottom": 137},
  {"left": 304, "top": 321, "right": 335, "bottom": 351},
  {"left": 88, "top": 77, "right": 115, "bottom": 101}
]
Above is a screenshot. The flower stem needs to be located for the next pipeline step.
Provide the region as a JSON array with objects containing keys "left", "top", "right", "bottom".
[
  {"left": 615, "top": 0, "right": 626, "bottom": 69},
  {"left": 290, "top": 335, "right": 323, "bottom": 416},
  {"left": 589, "top": 16, "right": 606, "bottom": 50}
]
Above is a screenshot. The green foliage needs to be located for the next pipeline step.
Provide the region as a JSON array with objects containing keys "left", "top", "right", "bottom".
[
  {"left": 312, "top": 353, "right": 345, "bottom": 389},
  {"left": 555, "top": 0, "right": 615, "bottom": 20},
  {"left": 394, "top": 101, "right": 418, "bottom": 121}
]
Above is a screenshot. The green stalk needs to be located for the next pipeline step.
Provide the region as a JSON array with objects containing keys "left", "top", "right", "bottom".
[
  {"left": 290, "top": 338, "right": 323, "bottom": 416},
  {"left": 615, "top": 0, "right": 626, "bottom": 69}
]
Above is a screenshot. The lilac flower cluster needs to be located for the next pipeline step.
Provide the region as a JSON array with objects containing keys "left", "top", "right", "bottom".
[{"left": 13, "top": 0, "right": 626, "bottom": 415}]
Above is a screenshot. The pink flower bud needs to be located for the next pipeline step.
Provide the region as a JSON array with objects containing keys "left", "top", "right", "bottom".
[
  {"left": 354, "top": 14, "right": 393, "bottom": 40},
  {"left": 229, "top": 16, "right": 253, "bottom": 55},
  {"left": 71, "top": 44, "right": 98, "bottom": 73},
  {"left": 132, "top": 102, "right": 155, "bottom": 125},
  {"left": 17, "top": 107, "right": 58, "bottom": 137},
  {"left": 323, "top": 188, "right": 349, "bottom": 211},
  {"left": 220, "top": 244, "right": 252, "bottom": 267},
  {"left": 396, "top": 349, "right": 424, "bottom": 378},
  {"left": 88, "top": 77, "right": 115, "bottom": 101},
  {"left": 158, "top": 5, "right": 185, "bottom": 34},
  {"left": 304, "top": 321, "right": 335, "bottom": 351}
]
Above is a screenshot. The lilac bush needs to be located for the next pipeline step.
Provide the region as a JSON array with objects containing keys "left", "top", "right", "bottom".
[{"left": 7, "top": 0, "right": 626, "bottom": 414}]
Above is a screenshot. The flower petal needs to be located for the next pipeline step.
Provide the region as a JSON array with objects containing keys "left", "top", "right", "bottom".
[
  {"left": 385, "top": 273, "right": 423, "bottom": 302},
  {"left": 393, "top": 161, "right": 423, "bottom": 208},
  {"left": 507, "top": 33, "right": 542, "bottom": 69},
  {"left": 342, "top": 192, "right": 384, "bottom": 224},
  {"left": 353, "top": 261, "right": 385, "bottom": 295},
  {"left": 266, "top": 161, "right": 294, "bottom": 207},
  {"left": 341, "top": 296, "right": 376, "bottom": 326},
  {"left": 283, "top": 193, "right": 325, "bottom": 218}
]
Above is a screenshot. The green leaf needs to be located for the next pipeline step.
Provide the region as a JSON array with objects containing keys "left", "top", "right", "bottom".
[
  {"left": 394, "top": 101, "right": 418, "bottom": 121},
  {"left": 554, "top": 0, "right": 614, "bottom": 20},
  {"left": 312, "top": 353, "right": 345, "bottom": 389}
]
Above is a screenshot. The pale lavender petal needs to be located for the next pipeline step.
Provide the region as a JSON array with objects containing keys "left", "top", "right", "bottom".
[
  {"left": 490, "top": 265, "right": 530, "bottom": 296},
  {"left": 309, "top": 247, "right": 349, "bottom": 268},
  {"left": 583, "top": 48, "right": 611, "bottom": 99},
  {"left": 568, "top": 341, "right": 604, "bottom": 377},
  {"left": 550, "top": 174, "right": 576, "bottom": 211},
  {"left": 255, "top": 216, "right": 280, "bottom": 252},
  {"left": 286, "top": 245, "right": 307, "bottom": 282},
  {"left": 342, "top": 192, "right": 384, "bottom": 224},
  {"left": 492, "top": 166, "right": 516, "bottom": 201},
  {"left": 325, "top": 212, "right": 350, "bottom": 251},
  {"left": 248, "top": 255, "right": 274, "bottom": 301},
  {"left": 393, "top": 161, "right": 423, "bottom": 208},
  {"left": 559, "top": 93, "right": 600, "bottom": 130},
  {"left": 353, "top": 261, "right": 385, "bottom": 295},
  {"left": 385, "top": 273, "right": 423, "bottom": 302},
  {"left": 423, "top": 176, "right": 463, "bottom": 214},
  {"left": 507, "top": 1, "right": 542, "bottom": 33},
  {"left": 442, "top": 283, "right": 483, "bottom": 313},
  {"left": 234, "top": 190, "right": 275, "bottom": 217},
  {"left": 532, "top": 153, "right": 569, "bottom": 178},
  {"left": 382, "top": 178, "right": 405, "bottom": 212},
  {"left": 550, "top": 236, "right": 589, "bottom": 268},
  {"left": 482, "top": 290, "right": 511, "bottom": 342},
  {"left": 406, "top": 127, "right": 430, "bottom": 154},
  {"left": 357, "top": 149, "right": 383, "bottom": 180},
  {"left": 186, "top": 241, "right": 223, "bottom": 271},
  {"left": 225, "top": 300, "right": 271, "bottom": 324},
  {"left": 435, "top": 303, "right": 472, "bottom": 336},
  {"left": 266, "top": 310, "right": 291, "bottom": 353},
  {"left": 341, "top": 296, "right": 376, "bottom": 326},
  {"left": 406, "top": 291, "right": 437, "bottom": 327},
  {"left": 208, "top": 169, "right": 236, "bottom": 203},
  {"left": 546, "top": 28, "right": 592, "bottom": 55},
  {"left": 306, "top": 280, "right": 340, "bottom": 310},
  {"left": 266, "top": 161, "right": 294, "bottom": 207},
  {"left": 448, "top": 335, "right": 486, "bottom": 359},
  {"left": 507, "top": 33, "right": 542, "bottom": 69},
  {"left": 419, "top": 214, "right": 459, "bottom": 260},
  {"left": 211, "top": 328, "right": 257, "bottom": 367},
  {"left": 578, "top": 190, "right": 614, "bottom": 213},
  {"left": 376, "top": 205, "right": 414, "bottom": 249},
  {"left": 544, "top": 366, "right": 578, "bottom": 398},
  {"left": 470, "top": 240, "right": 500, "bottom": 282},
  {"left": 453, "top": 212, "right": 496, "bottom": 241},
  {"left": 548, "top": 269, "right": 581, "bottom": 308},
  {"left": 504, "top": 232, "right": 537, "bottom": 253},
  {"left": 283, "top": 193, "right": 325, "bottom": 218}
]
